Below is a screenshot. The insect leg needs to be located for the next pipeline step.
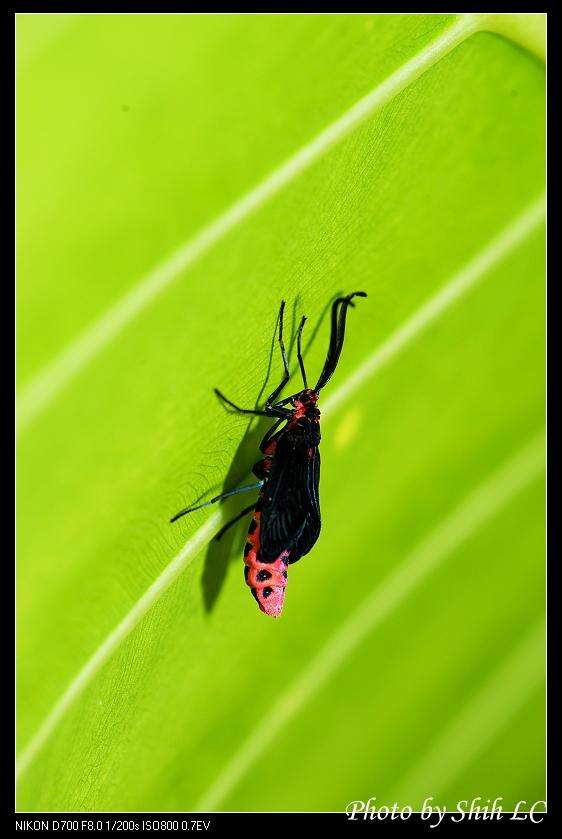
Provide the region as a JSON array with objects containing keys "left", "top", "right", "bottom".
[
  {"left": 272, "top": 389, "right": 312, "bottom": 408},
  {"left": 296, "top": 315, "right": 308, "bottom": 388},
  {"left": 170, "top": 481, "right": 264, "bottom": 523},
  {"left": 214, "top": 388, "right": 290, "bottom": 419},
  {"left": 265, "top": 300, "right": 291, "bottom": 406},
  {"left": 214, "top": 504, "right": 255, "bottom": 541},
  {"left": 258, "top": 417, "right": 284, "bottom": 453},
  {"left": 214, "top": 388, "right": 271, "bottom": 416}
]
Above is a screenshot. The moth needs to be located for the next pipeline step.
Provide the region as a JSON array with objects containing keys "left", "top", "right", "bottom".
[{"left": 171, "top": 292, "right": 367, "bottom": 617}]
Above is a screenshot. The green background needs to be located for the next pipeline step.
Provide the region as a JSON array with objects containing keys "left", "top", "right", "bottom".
[{"left": 17, "top": 14, "right": 546, "bottom": 811}]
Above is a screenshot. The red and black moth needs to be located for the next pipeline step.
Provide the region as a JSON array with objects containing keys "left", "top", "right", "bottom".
[{"left": 171, "top": 292, "right": 367, "bottom": 617}]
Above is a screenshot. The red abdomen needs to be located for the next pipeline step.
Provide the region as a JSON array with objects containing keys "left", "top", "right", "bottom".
[
  {"left": 245, "top": 437, "right": 289, "bottom": 617},
  {"left": 243, "top": 509, "right": 289, "bottom": 618}
]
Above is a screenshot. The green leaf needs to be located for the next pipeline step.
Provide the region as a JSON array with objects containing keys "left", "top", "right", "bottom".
[{"left": 17, "top": 14, "right": 545, "bottom": 811}]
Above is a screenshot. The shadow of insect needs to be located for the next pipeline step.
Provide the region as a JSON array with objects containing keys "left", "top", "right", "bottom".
[{"left": 200, "top": 292, "right": 340, "bottom": 613}]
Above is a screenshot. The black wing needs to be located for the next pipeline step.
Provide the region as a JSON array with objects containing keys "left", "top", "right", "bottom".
[{"left": 258, "top": 428, "right": 321, "bottom": 564}]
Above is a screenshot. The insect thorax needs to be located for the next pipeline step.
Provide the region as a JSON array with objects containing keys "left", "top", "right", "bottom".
[{"left": 288, "top": 414, "right": 321, "bottom": 448}]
